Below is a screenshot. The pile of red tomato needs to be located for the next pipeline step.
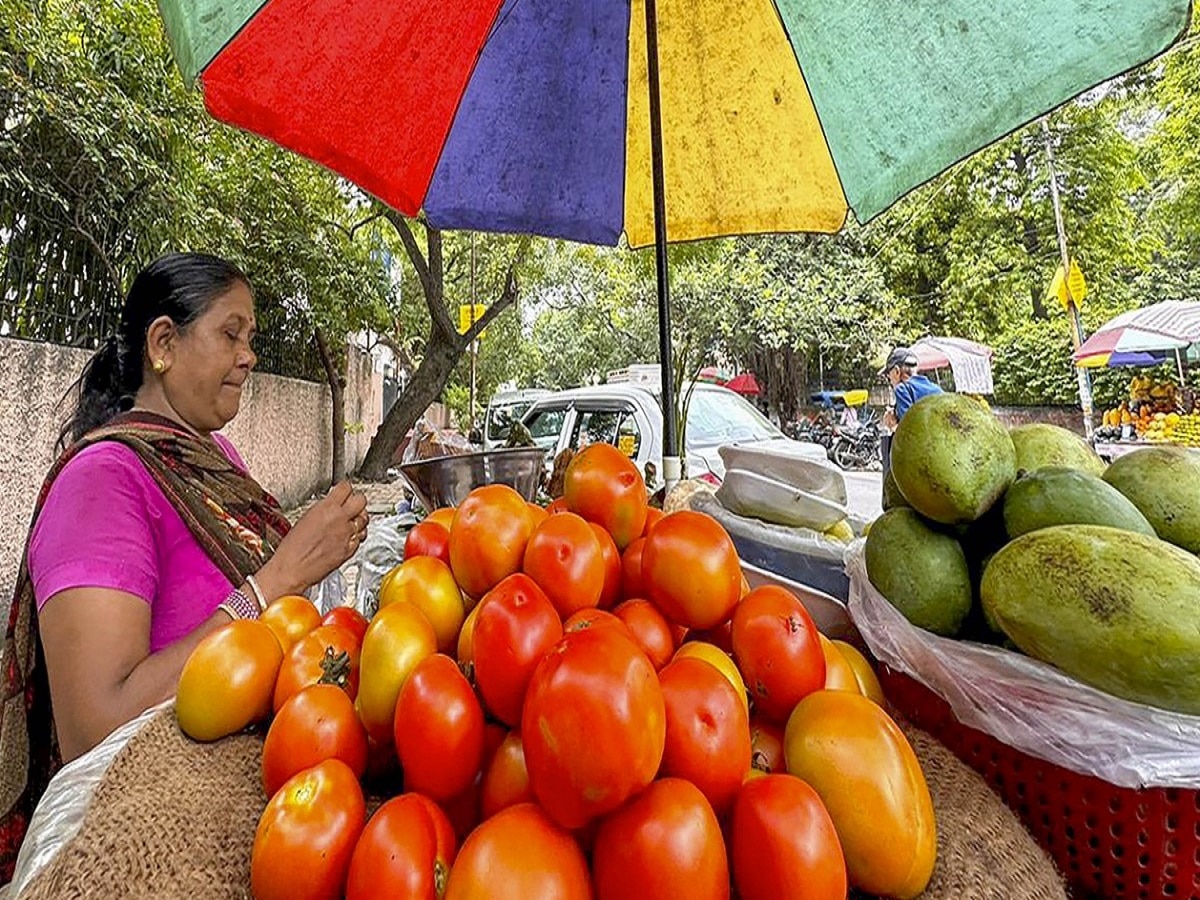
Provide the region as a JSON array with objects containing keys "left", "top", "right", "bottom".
[{"left": 175, "top": 443, "right": 938, "bottom": 900}]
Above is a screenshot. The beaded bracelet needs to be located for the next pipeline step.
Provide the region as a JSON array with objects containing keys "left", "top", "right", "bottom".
[{"left": 217, "top": 587, "right": 261, "bottom": 621}]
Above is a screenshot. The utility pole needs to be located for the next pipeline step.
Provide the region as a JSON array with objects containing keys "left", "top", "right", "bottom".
[
  {"left": 1042, "top": 119, "right": 1094, "bottom": 440},
  {"left": 469, "top": 233, "right": 477, "bottom": 434}
]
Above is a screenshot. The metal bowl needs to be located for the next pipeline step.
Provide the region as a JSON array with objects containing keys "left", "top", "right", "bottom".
[{"left": 399, "top": 447, "right": 547, "bottom": 511}]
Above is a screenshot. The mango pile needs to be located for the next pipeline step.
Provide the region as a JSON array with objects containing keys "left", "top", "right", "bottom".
[{"left": 869, "top": 394, "right": 1200, "bottom": 715}]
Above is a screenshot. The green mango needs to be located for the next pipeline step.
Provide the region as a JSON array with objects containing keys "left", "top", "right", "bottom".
[
  {"left": 864, "top": 508, "right": 972, "bottom": 637},
  {"left": 891, "top": 394, "right": 1016, "bottom": 525},
  {"left": 1103, "top": 446, "right": 1200, "bottom": 553},
  {"left": 1003, "top": 467, "right": 1155, "bottom": 539},
  {"left": 982, "top": 525, "right": 1200, "bottom": 714},
  {"left": 1009, "top": 423, "right": 1105, "bottom": 476}
]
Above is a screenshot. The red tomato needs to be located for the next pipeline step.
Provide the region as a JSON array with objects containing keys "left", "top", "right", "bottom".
[
  {"left": 345, "top": 793, "right": 457, "bottom": 900},
  {"left": 394, "top": 654, "right": 485, "bottom": 802},
  {"left": 263, "top": 684, "right": 368, "bottom": 796},
  {"left": 522, "top": 512, "right": 605, "bottom": 617},
  {"left": 273, "top": 624, "right": 361, "bottom": 713},
  {"left": 563, "top": 607, "right": 634, "bottom": 641},
  {"left": 404, "top": 520, "right": 452, "bottom": 566},
  {"left": 320, "top": 606, "right": 369, "bottom": 645},
  {"left": 443, "top": 804, "right": 591, "bottom": 900},
  {"left": 730, "top": 774, "right": 847, "bottom": 900},
  {"left": 251, "top": 759, "right": 366, "bottom": 900},
  {"left": 731, "top": 586, "right": 825, "bottom": 723},
  {"left": 750, "top": 714, "right": 785, "bottom": 774},
  {"left": 658, "top": 656, "right": 751, "bottom": 814},
  {"left": 643, "top": 511, "right": 742, "bottom": 630},
  {"left": 449, "top": 485, "right": 536, "bottom": 599},
  {"left": 613, "top": 599, "right": 675, "bottom": 670},
  {"left": 621, "top": 537, "right": 647, "bottom": 600},
  {"left": 642, "top": 507, "right": 665, "bottom": 536},
  {"left": 442, "top": 776, "right": 483, "bottom": 842},
  {"left": 261, "top": 595, "right": 323, "bottom": 653},
  {"left": 546, "top": 497, "right": 570, "bottom": 515},
  {"left": 472, "top": 574, "right": 563, "bottom": 727},
  {"left": 521, "top": 627, "right": 665, "bottom": 829},
  {"left": 481, "top": 731, "right": 534, "bottom": 819},
  {"left": 592, "top": 778, "right": 729, "bottom": 900},
  {"left": 589, "top": 523, "right": 623, "bottom": 610},
  {"left": 563, "top": 442, "right": 648, "bottom": 549}
]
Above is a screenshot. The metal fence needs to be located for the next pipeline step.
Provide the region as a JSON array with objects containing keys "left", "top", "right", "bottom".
[{"left": 0, "top": 214, "right": 323, "bottom": 382}]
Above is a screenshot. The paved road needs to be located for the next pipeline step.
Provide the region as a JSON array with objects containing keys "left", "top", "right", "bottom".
[{"left": 842, "top": 470, "right": 883, "bottom": 523}]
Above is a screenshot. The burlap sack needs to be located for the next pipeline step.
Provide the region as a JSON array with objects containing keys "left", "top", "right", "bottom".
[
  {"left": 20, "top": 712, "right": 264, "bottom": 900},
  {"left": 18, "top": 709, "right": 1064, "bottom": 899},
  {"left": 902, "top": 724, "right": 1066, "bottom": 900}
]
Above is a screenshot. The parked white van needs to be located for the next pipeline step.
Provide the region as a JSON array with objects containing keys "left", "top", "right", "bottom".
[{"left": 520, "top": 381, "right": 827, "bottom": 492}]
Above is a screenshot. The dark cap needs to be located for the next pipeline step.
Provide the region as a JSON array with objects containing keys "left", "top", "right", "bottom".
[{"left": 879, "top": 347, "right": 919, "bottom": 376}]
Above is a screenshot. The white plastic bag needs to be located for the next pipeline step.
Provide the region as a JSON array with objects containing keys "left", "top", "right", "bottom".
[
  {"left": 353, "top": 512, "right": 418, "bottom": 619},
  {"left": 846, "top": 541, "right": 1200, "bottom": 789}
]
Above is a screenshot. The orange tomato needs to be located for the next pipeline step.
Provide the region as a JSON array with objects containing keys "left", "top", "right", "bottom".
[
  {"left": 526, "top": 503, "right": 549, "bottom": 526},
  {"left": 672, "top": 642, "right": 749, "bottom": 716},
  {"left": 176, "top": 620, "right": 283, "bottom": 742},
  {"left": 355, "top": 602, "right": 438, "bottom": 743},
  {"left": 262, "top": 684, "right": 368, "bottom": 797},
  {"left": 621, "top": 537, "right": 648, "bottom": 601},
  {"left": 481, "top": 731, "right": 534, "bottom": 820},
  {"left": 260, "top": 595, "right": 323, "bottom": 653},
  {"left": 833, "top": 641, "right": 885, "bottom": 705},
  {"left": 345, "top": 793, "right": 457, "bottom": 900},
  {"left": 443, "top": 804, "right": 592, "bottom": 900},
  {"left": 784, "top": 690, "right": 936, "bottom": 899},
  {"left": 590, "top": 522, "right": 623, "bottom": 610},
  {"left": 642, "top": 511, "right": 741, "bottom": 629},
  {"left": 642, "top": 507, "right": 665, "bottom": 536},
  {"left": 273, "top": 624, "right": 361, "bottom": 713},
  {"left": 563, "top": 443, "right": 648, "bottom": 549},
  {"left": 731, "top": 586, "right": 825, "bottom": 723},
  {"left": 426, "top": 507, "right": 456, "bottom": 530},
  {"left": 449, "top": 485, "right": 536, "bottom": 599},
  {"left": 819, "top": 634, "right": 861, "bottom": 693},
  {"left": 749, "top": 715, "right": 785, "bottom": 774},
  {"left": 545, "top": 497, "right": 570, "bottom": 515},
  {"left": 457, "top": 602, "right": 481, "bottom": 666},
  {"left": 378, "top": 556, "right": 465, "bottom": 653}
]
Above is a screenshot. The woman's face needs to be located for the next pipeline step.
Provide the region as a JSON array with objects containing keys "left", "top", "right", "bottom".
[{"left": 159, "top": 281, "right": 257, "bottom": 432}]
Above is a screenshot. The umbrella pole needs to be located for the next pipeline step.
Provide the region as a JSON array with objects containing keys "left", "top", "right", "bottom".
[
  {"left": 1176, "top": 348, "right": 1187, "bottom": 386},
  {"left": 644, "top": 0, "right": 680, "bottom": 488}
]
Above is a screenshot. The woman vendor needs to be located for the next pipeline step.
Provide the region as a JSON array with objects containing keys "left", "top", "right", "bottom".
[{"left": 0, "top": 253, "right": 368, "bottom": 878}]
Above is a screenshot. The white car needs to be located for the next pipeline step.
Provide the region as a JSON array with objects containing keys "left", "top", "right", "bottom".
[
  {"left": 520, "top": 382, "right": 828, "bottom": 491},
  {"left": 482, "top": 388, "right": 552, "bottom": 449}
]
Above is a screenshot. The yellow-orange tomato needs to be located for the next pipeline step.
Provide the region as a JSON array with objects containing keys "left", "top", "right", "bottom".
[
  {"left": 672, "top": 642, "right": 749, "bottom": 716},
  {"left": 527, "top": 503, "right": 550, "bottom": 527},
  {"left": 819, "top": 634, "right": 861, "bottom": 693},
  {"left": 176, "top": 620, "right": 283, "bottom": 742},
  {"left": 449, "top": 486, "right": 536, "bottom": 599},
  {"left": 260, "top": 595, "right": 323, "bottom": 653},
  {"left": 355, "top": 603, "right": 438, "bottom": 743},
  {"left": 427, "top": 507, "right": 456, "bottom": 530},
  {"left": 832, "top": 641, "right": 885, "bottom": 705},
  {"left": 784, "top": 690, "right": 936, "bottom": 899},
  {"left": 458, "top": 602, "right": 481, "bottom": 666},
  {"left": 378, "top": 556, "right": 465, "bottom": 653}
]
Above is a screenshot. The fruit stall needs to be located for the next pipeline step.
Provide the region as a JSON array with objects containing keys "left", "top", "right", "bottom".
[{"left": 8, "top": 403, "right": 1200, "bottom": 899}]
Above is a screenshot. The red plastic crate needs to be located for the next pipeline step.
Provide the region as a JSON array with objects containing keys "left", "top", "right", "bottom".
[{"left": 880, "top": 665, "right": 1200, "bottom": 899}]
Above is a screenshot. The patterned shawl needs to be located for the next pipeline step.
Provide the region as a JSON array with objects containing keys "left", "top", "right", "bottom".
[{"left": 0, "top": 410, "right": 292, "bottom": 882}]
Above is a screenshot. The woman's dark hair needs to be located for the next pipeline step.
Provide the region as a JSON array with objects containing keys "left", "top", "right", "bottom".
[{"left": 58, "top": 253, "right": 250, "bottom": 449}]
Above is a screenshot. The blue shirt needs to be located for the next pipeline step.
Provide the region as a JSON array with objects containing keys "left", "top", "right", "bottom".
[{"left": 894, "top": 375, "right": 943, "bottom": 419}]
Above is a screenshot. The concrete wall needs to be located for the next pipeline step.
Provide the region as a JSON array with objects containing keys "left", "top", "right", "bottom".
[
  {"left": 0, "top": 336, "right": 380, "bottom": 610},
  {"left": 992, "top": 406, "right": 1088, "bottom": 436}
]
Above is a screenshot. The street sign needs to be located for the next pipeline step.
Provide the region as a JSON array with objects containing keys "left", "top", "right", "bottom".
[
  {"left": 458, "top": 303, "right": 487, "bottom": 337},
  {"left": 1047, "top": 259, "right": 1087, "bottom": 311}
]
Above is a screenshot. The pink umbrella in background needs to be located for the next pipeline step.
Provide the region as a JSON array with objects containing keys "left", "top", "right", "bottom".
[{"left": 724, "top": 372, "right": 762, "bottom": 396}]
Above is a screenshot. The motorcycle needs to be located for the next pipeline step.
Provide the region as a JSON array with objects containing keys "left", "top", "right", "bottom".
[
  {"left": 786, "top": 415, "right": 838, "bottom": 452},
  {"left": 830, "top": 417, "right": 883, "bottom": 471}
]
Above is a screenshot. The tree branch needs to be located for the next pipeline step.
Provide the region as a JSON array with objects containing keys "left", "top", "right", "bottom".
[
  {"left": 462, "top": 237, "right": 532, "bottom": 342},
  {"left": 329, "top": 210, "right": 384, "bottom": 240}
]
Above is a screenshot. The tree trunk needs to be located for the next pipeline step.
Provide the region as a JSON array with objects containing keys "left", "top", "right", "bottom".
[
  {"left": 357, "top": 327, "right": 464, "bottom": 481},
  {"left": 313, "top": 327, "right": 345, "bottom": 485}
]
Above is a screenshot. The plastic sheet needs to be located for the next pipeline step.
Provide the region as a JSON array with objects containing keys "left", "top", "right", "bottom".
[
  {"left": 3, "top": 701, "right": 170, "bottom": 898},
  {"left": 352, "top": 512, "right": 418, "bottom": 619},
  {"left": 846, "top": 542, "right": 1200, "bottom": 789}
]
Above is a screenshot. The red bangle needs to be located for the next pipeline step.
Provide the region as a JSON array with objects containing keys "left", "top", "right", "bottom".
[{"left": 219, "top": 588, "right": 261, "bottom": 621}]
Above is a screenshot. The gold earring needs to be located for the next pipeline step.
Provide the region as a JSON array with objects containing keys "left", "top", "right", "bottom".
[{"left": 152, "top": 359, "right": 166, "bottom": 374}]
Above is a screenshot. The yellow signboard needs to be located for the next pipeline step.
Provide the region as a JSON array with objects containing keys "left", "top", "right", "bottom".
[
  {"left": 1047, "top": 260, "right": 1087, "bottom": 311},
  {"left": 458, "top": 303, "right": 487, "bottom": 336}
]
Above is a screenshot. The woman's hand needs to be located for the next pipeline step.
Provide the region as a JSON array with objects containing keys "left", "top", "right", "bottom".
[{"left": 257, "top": 481, "right": 368, "bottom": 599}]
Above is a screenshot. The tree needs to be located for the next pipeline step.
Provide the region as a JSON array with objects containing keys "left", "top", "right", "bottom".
[{"left": 355, "top": 213, "right": 530, "bottom": 480}]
